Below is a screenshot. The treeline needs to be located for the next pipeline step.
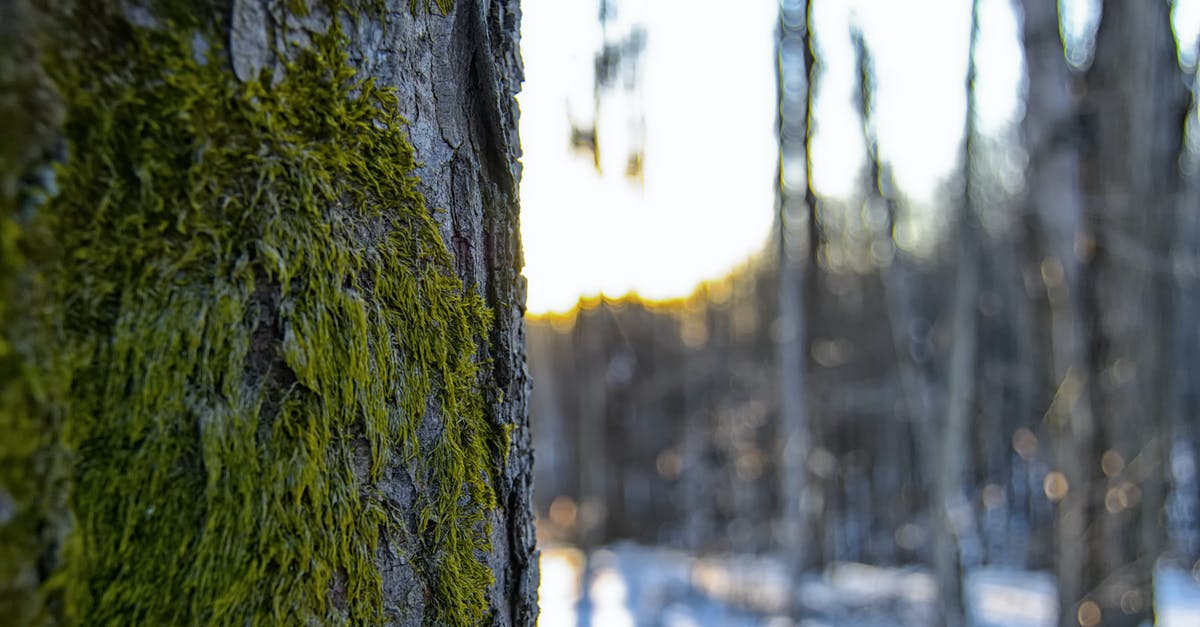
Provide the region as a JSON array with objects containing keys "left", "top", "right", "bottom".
[
  {"left": 528, "top": 206, "right": 1051, "bottom": 564},
  {"left": 530, "top": 1, "right": 1198, "bottom": 626}
]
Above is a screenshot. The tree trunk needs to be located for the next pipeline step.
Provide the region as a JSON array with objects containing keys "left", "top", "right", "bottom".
[
  {"left": 850, "top": 22, "right": 926, "bottom": 568},
  {"left": 931, "top": 4, "right": 981, "bottom": 625},
  {"left": 1080, "top": 1, "right": 1189, "bottom": 625},
  {"left": 1017, "top": 1, "right": 1097, "bottom": 625},
  {"left": 1179, "top": 68, "right": 1200, "bottom": 563},
  {"left": 0, "top": 1, "right": 536, "bottom": 625},
  {"left": 776, "top": 0, "right": 815, "bottom": 589}
]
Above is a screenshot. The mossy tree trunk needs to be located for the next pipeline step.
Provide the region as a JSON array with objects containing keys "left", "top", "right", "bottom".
[{"left": 0, "top": 0, "right": 537, "bottom": 625}]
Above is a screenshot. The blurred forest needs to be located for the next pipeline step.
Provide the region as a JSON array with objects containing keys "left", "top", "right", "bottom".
[{"left": 528, "top": 0, "right": 1200, "bottom": 626}]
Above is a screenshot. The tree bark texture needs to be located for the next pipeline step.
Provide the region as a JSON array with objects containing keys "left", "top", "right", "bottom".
[{"left": 0, "top": 1, "right": 536, "bottom": 625}]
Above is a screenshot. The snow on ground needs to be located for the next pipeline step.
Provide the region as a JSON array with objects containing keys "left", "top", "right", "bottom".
[
  {"left": 1158, "top": 565, "right": 1200, "bottom": 627},
  {"left": 965, "top": 569, "right": 1054, "bottom": 627},
  {"left": 538, "top": 543, "right": 1200, "bottom": 626}
]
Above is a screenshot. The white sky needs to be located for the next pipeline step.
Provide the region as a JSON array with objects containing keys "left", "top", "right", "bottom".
[
  {"left": 517, "top": 0, "right": 1200, "bottom": 315},
  {"left": 518, "top": 0, "right": 778, "bottom": 314}
]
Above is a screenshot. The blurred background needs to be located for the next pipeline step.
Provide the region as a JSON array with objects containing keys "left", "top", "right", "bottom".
[{"left": 518, "top": 0, "right": 1200, "bottom": 625}]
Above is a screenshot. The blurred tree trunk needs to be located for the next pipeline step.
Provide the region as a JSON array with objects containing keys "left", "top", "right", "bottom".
[
  {"left": 1180, "top": 69, "right": 1200, "bottom": 563},
  {"left": 1080, "top": 1, "right": 1189, "bottom": 625},
  {"left": 1017, "top": 1, "right": 1096, "bottom": 625},
  {"left": 776, "top": 0, "right": 816, "bottom": 587},
  {"left": 930, "top": 4, "right": 981, "bottom": 625},
  {"left": 851, "top": 24, "right": 923, "bottom": 568},
  {"left": 529, "top": 324, "right": 572, "bottom": 532},
  {"left": 575, "top": 310, "right": 609, "bottom": 550},
  {"left": 0, "top": 1, "right": 536, "bottom": 625},
  {"left": 681, "top": 316, "right": 717, "bottom": 549}
]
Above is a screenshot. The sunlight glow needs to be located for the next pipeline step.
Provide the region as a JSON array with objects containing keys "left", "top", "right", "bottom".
[
  {"left": 517, "top": 0, "right": 1021, "bottom": 314},
  {"left": 516, "top": 0, "right": 1197, "bottom": 315},
  {"left": 518, "top": 0, "right": 777, "bottom": 314},
  {"left": 537, "top": 548, "right": 583, "bottom": 626}
]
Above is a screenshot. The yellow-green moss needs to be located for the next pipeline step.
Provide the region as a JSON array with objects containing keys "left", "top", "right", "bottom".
[
  {"left": 0, "top": 2, "right": 71, "bottom": 624},
  {"left": 411, "top": 0, "right": 454, "bottom": 14},
  {"left": 0, "top": 191, "right": 72, "bottom": 627},
  {"left": 0, "top": 0, "right": 502, "bottom": 624}
]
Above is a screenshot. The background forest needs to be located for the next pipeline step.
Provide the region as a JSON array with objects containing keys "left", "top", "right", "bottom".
[{"left": 522, "top": 1, "right": 1200, "bottom": 626}]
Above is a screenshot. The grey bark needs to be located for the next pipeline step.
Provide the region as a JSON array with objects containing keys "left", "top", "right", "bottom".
[
  {"left": 576, "top": 317, "right": 609, "bottom": 550},
  {"left": 338, "top": 4, "right": 538, "bottom": 623},
  {"left": 931, "top": 4, "right": 981, "bottom": 625},
  {"left": 1180, "top": 63, "right": 1200, "bottom": 562},
  {"left": 851, "top": 22, "right": 932, "bottom": 568},
  {"left": 679, "top": 344, "right": 706, "bottom": 547},
  {"left": 1080, "top": 1, "right": 1188, "bottom": 625},
  {"left": 776, "top": 0, "right": 814, "bottom": 587},
  {"left": 1017, "top": 1, "right": 1095, "bottom": 624}
]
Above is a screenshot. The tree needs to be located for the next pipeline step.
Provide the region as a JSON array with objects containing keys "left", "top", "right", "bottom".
[
  {"left": 1078, "top": 2, "right": 1189, "bottom": 625},
  {"left": 1174, "top": 55, "right": 1200, "bottom": 568},
  {"left": 775, "top": 0, "right": 816, "bottom": 588},
  {"left": 1017, "top": 1, "right": 1095, "bottom": 625},
  {"left": 1021, "top": 1, "right": 1189, "bottom": 625},
  {"left": 0, "top": 1, "right": 536, "bottom": 625},
  {"left": 930, "top": 3, "right": 981, "bottom": 625},
  {"left": 851, "top": 22, "right": 914, "bottom": 569}
]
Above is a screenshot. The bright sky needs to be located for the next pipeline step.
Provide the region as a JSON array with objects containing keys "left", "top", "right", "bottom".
[
  {"left": 517, "top": 0, "right": 1200, "bottom": 315},
  {"left": 518, "top": 0, "right": 778, "bottom": 314}
]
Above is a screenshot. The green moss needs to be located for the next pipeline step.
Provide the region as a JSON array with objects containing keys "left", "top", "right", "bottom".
[
  {"left": 0, "top": 0, "right": 502, "bottom": 624},
  {"left": 0, "top": 2, "right": 71, "bottom": 624},
  {"left": 0, "top": 189, "right": 72, "bottom": 627}
]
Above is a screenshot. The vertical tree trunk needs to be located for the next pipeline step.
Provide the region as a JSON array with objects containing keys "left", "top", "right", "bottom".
[
  {"left": 1017, "top": 1, "right": 1096, "bottom": 624},
  {"left": 1178, "top": 66, "right": 1200, "bottom": 563},
  {"left": 575, "top": 310, "right": 609, "bottom": 550},
  {"left": 680, "top": 313, "right": 715, "bottom": 549},
  {"left": 0, "top": 1, "right": 536, "bottom": 625},
  {"left": 850, "top": 22, "right": 927, "bottom": 568},
  {"left": 776, "top": 0, "right": 814, "bottom": 590},
  {"left": 931, "top": 4, "right": 981, "bottom": 625},
  {"left": 1081, "top": 1, "right": 1188, "bottom": 625}
]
